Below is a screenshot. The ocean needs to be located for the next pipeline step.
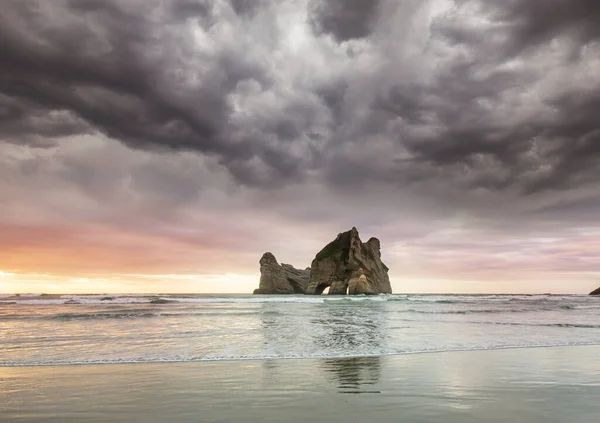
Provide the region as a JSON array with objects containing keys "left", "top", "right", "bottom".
[
  {"left": 1, "top": 294, "right": 600, "bottom": 422},
  {"left": 1, "top": 293, "right": 599, "bottom": 366}
]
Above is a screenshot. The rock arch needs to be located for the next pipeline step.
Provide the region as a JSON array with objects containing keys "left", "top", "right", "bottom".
[
  {"left": 254, "top": 228, "right": 392, "bottom": 295},
  {"left": 304, "top": 228, "right": 391, "bottom": 295}
]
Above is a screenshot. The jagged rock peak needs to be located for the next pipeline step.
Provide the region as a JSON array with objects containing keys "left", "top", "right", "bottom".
[
  {"left": 253, "top": 252, "right": 310, "bottom": 295},
  {"left": 305, "top": 227, "right": 392, "bottom": 295},
  {"left": 590, "top": 287, "right": 600, "bottom": 295},
  {"left": 260, "top": 252, "right": 278, "bottom": 265}
]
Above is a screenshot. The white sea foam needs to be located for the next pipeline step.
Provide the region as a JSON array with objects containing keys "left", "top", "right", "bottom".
[
  {"left": 1, "top": 342, "right": 599, "bottom": 367},
  {"left": 1, "top": 299, "right": 66, "bottom": 305}
]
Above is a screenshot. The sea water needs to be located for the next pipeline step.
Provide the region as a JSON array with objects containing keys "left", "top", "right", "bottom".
[
  {"left": 1, "top": 294, "right": 599, "bottom": 366},
  {"left": 2, "top": 294, "right": 600, "bottom": 422}
]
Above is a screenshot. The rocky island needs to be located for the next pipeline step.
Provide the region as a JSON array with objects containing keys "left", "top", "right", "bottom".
[
  {"left": 254, "top": 227, "right": 392, "bottom": 295},
  {"left": 590, "top": 287, "right": 600, "bottom": 295}
]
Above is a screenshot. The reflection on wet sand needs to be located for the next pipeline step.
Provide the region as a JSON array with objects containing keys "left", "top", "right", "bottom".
[{"left": 323, "top": 356, "right": 382, "bottom": 394}]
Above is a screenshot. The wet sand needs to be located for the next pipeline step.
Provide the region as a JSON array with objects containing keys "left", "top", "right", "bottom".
[{"left": 1, "top": 345, "right": 599, "bottom": 423}]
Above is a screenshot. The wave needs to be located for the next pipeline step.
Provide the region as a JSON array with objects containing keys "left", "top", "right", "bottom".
[
  {"left": 2, "top": 311, "right": 596, "bottom": 324},
  {"left": 466, "top": 321, "right": 600, "bottom": 329},
  {"left": 0, "top": 307, "right": 544, "bottom": 321},
  {"left": 0, "top": 310, "right": 270, "bottom": 321},
  {"left": 569, "top": 305, "right": 600, "bottom": 310},
  {"left": 0, "top": 293, "right": 594, "bottom": 306},
  {"left": 0, "top": 296, "right": 328, "bottom": 305},
  {"left": 403, "top": 308, "right": 529, "bottom": 314},
  {"left": 0, "top": 304, "right": 593, "bottom": 321},
  {"left": 2, "top": 342, "right": 599, "bottom": 367},
  {"left": 55, "top": 310, "right": 268, "bottom": 320}
]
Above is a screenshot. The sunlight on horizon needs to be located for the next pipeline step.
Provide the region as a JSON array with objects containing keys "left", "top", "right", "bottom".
[{"left": 1, "top": 270, "right": 595, "bottom": 295}]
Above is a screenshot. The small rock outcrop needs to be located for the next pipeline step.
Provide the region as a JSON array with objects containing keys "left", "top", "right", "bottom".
[
  {"left": 253, "top": 252, "right": 310, "bottom": 294},
  {"left": 590, "top": 287, "right": 600, "bottom": 295},
  {"left": 305, "top": 228, "right": 392, "bottom": 295}
]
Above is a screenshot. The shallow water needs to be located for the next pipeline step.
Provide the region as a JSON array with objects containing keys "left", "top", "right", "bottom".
[
  {"left": 1, "top": 294, "right": 599, "bottom": 365},
  {"left": 1, "top": 346, "right": 599, "bottom": 423}
]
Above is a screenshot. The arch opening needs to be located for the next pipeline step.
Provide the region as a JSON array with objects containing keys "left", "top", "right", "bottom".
[{"left": 315, "top": 283, "right": 330, "bottom": 295}]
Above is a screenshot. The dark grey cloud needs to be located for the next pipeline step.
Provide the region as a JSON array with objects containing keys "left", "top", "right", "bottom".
[
  {"left": 309, "top": 0, "right": 380, "bottom": 42},
  {"left": 371, "top": 77, "right": 600, "bottom": 194},
  {"left": 0, "top": 94, "right": 92, "bottom": 147},
  {"left": 482, "top": 0, "right": 600, "bottom": 50},
  {"left": 229, "top": 0, "right": 268, "bottom": 17},
  {"left": 1, "top": 0, "right": 599, "bottom": 199},
  {"left": 1, "top": 0, "right": 219, "bottom": 150},
  {"left": 335, "top": 0, "right": 600, "bottom": 195},
  {"left": 0, "top": 0, "right": 318, "bottom": 187}
]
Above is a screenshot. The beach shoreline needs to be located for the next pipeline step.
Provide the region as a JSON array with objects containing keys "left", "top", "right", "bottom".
[{"left": 2, "top": 345, "right": 599, "bottom": 423}]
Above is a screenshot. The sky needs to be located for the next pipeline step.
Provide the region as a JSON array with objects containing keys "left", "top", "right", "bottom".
[{"left": 1, "top": 0, "right": 599, "bottom": 294}]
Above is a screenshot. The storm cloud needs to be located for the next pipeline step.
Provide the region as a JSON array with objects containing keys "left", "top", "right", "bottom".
[
  {"left": 2, "top": 0, "right": 599, "bottom": 192},
  {"left": 1, "top": 0, "right": 599, "bottom": 293}
]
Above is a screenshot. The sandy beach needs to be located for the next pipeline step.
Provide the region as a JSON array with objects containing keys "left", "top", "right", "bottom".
[{"left": 2, "top": 345, "right": 599, "bottom": 423}]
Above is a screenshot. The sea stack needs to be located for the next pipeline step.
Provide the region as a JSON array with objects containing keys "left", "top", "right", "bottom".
[
  {"left": 305, "top": 227, "right": 392, "bottom": 295},
  {"left": 254, "top": 227, "right": 392, "bottom": 295},
  {"left": 253, "top": 252, "right": 310, "bottom": 294},
  {"left": 590, "top": 287, "right": 600, "bottom": 295}
]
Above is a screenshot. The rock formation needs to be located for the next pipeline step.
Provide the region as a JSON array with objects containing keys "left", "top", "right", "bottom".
[
  {"left": 252, "top": 252, "right": 310, "bottom": 294},
  {"left": 253, "top": 228, "right": 392, "bottom": 295},
  {"left": 305, "top": 228, "right": 392, "bottom": 295},
  {"left": 590, "top": 287, "right": 600, "bottom": 295}
]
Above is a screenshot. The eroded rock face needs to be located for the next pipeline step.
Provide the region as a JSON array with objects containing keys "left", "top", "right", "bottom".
[
  {"left": 305, "top": 227, "right": 392, "bottom": 295},
  {"left": 253, "top": 252, "right": 310, "bottom": 294},
  {"left": 590, "top": 287, "right": 600, "bottom": 295}
]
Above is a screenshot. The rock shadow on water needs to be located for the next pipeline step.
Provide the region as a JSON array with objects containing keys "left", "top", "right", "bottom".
[{"left": 322, "top": 356, "right": 382, "bottom": 394}]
